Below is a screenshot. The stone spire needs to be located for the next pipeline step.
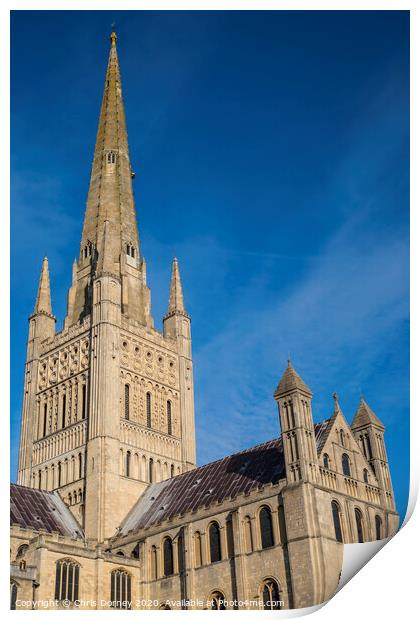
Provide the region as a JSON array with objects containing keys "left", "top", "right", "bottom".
[
  {"left": 166, "top": 257, "right": 186, "bottom": 316},
  {"left": 351, "top": 397, "right": 385, "bottom": 430},
  {"left": 33, "top": 257, "right": 54, "bottom": 317},
  {"left": 274, "top": 359, "right": 312, "bottom": 398},
  {"left": 79, "top": 29, "right": 139, "bottom": 269}
]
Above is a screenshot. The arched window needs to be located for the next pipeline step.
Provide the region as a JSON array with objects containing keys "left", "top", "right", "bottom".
[
  {"left": 340, "top": 429, "right": 345, "bottom": 447},
  {"left": 106, "top": 151, "right": 116, "bottom": 164},
  {"left": 54, "top": 559, "right": 79, "bottom": 602},
  {"left": 259, "top": 506, "right": 274, "bottom": 549},
  {"left": 323, "top": 453, "right": 330, "bottom": 469},
  {"left": 110, "top": 569, "right": 131, "bottom": 609},
  {"left": 126, "top": 451, "right": 131, "bottom": 478},
  {"left": 150, "top": 546, "right": 158, "bottom": 580},
  {"left": 244, "top": 515, "right": 253, "bottom": 553},
  {"left": 124, "top": 384, "right": 130, "bottom": 420},
  {"left": 355, "top": 508, "right": 364, "bottom": 543},
  {"left": 363, "top": 468, "right": 369, "bottom": 483},
  {"left": 375, "top": 515, "right": 382, "bottom": 540},
  {"left": 209, "top": 591, "right": 226, "bottom": 610},
  {"left": 167, "top": 400, "right": 172, "bottom": 435},
  {"left": 146, "top": 392, "right": 152, "bottom": 428},
  {"left": 331, "top": 501, "right": 343, "bottom": 543},
  {"left": 342, "top": 453, "right": 351, "bottom": 477},
  {"left": 62, "top": 394, "right": 66, "bottom": 428},
  {"left": 194, "top": 531, "right": 202, "bottom": 567},
  {"left": 16, "top": 544, "right": 28, "bottom": 559},
  {"left": 261, "top": 579, "right": 281, "bottom": 610},
  {"left": 10, "top": 582, "right": 18, "bottom": 610},
  {"left": 38, "top": 469, "right": 42, "bottom": 489},
  {"left": 170, "top": 464, "right": 175, "bottom": 478},
  {"left": 78, "top": 453, "right": 83, "bottom": 479},
  {"left": 163, "top": 538, "right": 174, "bottom": 576},
  {"left": 209, "top": 522, "right": 222, "bottom": 563},
  {"left": 58, "top": 462, "right": 62, "bottom": 487},
  {"left": 149, "top": 458, "right": 154, "bottom": 483}
]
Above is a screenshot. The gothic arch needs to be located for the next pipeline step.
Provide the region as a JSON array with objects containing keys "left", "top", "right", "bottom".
[
  {"left": 259, "top": 577, "right": 281, "bottom": 610},
  {"left": 207, "top": 520, "right": 222, "bottom": 563},
  {"left": 257, "top": 504, "right": 275, "bottom": 549},
  {"left": 207, "top": 590, "right": 227, "bottom": 610}
]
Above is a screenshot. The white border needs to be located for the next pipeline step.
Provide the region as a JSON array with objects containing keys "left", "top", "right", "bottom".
[{"left": 2, "top": 1, "right": 416, "bottom": 617}]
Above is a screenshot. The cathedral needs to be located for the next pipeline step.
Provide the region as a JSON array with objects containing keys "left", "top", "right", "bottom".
[{"left": 10, "top": 31, "right": 399, "bottom": 611}]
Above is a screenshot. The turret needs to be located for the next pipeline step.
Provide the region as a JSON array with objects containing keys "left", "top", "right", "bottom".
[
  {"left": 27, "top": 257, "right": 56, "bottom": 359},
  {"left": 163, "top": 257, "right": 191, "bottom": 353},
  {"left": 163, "top": 258, "right": 196, "bottom": 469},
  {"left": 274, "top": 360, "right": 318, "bottom": 484},
  {"left": 351, "top": 398, "right": 395, "bottom": 509},
  {"left": 17, "top": 257, "right": 56, "bottom": 486}
]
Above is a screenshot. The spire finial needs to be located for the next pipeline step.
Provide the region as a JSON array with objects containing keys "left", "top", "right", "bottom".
[
  {"left": 332, "top": 392, "right": 340, "bottom": 412},
  {"left": 110, "top": 24, "right": 117, "bottom": 46}
]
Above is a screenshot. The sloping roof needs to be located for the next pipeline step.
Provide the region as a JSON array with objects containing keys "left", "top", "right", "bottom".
[
  {"left": 351, "top": 399, "right": 385, "bottom": 430},
  {"left": 10, "top": 484, "right": 84, "bottom": 538},
  {"left": 314, "top": 417, "right": 334, "bottom": 453},
  {"left": 119, "top": 421, "right": 330, "bottom": 537},
  {"left": 119, "top": 437, "right": 285, "bottom": 535},
  {"left": 274, "top": 361, "right": 312, "bottom": 396}
]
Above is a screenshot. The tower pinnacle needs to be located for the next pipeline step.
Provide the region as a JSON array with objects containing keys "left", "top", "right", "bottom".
[
  {"left": 166, "top": 257, "right": 187, "bottom": 316},
  {"left": 33, "top": 257, "right": 54, "bottom": 317},
  {"left": 274, "top": 359, "right": 312, "bottom": 398}
]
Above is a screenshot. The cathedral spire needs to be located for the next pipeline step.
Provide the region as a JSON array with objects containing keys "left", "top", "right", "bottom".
[
  {"left": 80, "top": 29, "right": 139, "bottom": 268},
  {"left": 166, "top": 257, "right": 186, "bottom": 316},
  {"left": 33, "top": 257, "right": 54, "bottom": 317}
]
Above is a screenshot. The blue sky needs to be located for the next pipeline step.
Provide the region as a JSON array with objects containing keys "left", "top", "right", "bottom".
[{"left": 11, "top": 11, "right": 409, "bottom": 518}]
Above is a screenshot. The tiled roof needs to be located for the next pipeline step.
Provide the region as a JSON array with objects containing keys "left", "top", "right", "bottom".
[
  {"left": 119, "top": 421, "right": 330, "bottom": 537},
  {"left": 314, "top": 417, "right": 334, "bottom": 453},
  {"left": 10, "top": 484, "right": 84, "bottom": 538}
]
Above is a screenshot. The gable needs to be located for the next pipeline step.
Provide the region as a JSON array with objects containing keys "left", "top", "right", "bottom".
[{"left": 319, "top": 410, "right": 378, "bottom": 483}]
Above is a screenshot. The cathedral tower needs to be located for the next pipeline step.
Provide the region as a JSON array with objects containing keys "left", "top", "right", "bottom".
[
  {"left": 351, "top": 398, "right": 395, "bottom": 510},
  {"left": 17, "top": 31, "right": 196, "bottom": 542},
  {"left": 274, "top": 360, "right": 319, "bottom": 484}
]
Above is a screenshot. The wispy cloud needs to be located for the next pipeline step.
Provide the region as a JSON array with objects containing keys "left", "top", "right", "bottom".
[{"left": 190, "top": 205, "right": 408, "bottom": 463}]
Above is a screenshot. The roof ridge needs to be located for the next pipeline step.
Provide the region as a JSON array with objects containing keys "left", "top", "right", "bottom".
[{"left": 11, "top": 482, "right": 56, "bottom": 496}]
